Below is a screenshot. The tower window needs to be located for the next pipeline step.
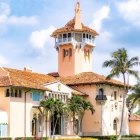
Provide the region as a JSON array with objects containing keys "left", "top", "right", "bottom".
[
  {"left": 114, "top": 91, "right": 117, "bottom": 100},
  {"left": 86, "top": 34, "right": 89, "bottom": 39},
  {"left": 83, "top": 33, "right": 85, "bottom": 38},
  {"left": 63, "top": 49, "right": 69, "bottom": 57},
  {"left": 69, "top": 48, "right": 72, "bottom": 57},
  {"left": 63, "top": 34, "right": 67, "bottom": 38},
  {"left": 68, "top": 33, "right": 71, "bottom": 38}
]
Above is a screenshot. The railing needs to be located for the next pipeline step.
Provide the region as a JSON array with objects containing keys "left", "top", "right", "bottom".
[
  {"left": 56, "top": 37, "right": 95, "bottom": 46},
  {"left": 95, "top": 95, "right": 107, "bottom": 101}
]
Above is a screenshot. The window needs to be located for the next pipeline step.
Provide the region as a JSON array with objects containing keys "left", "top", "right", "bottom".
[
  {"left": 68, "top": 33, "right": 71, "bottom": 38},
  {"left": 86, "top": 34, "right": 89, "bottom": 39},
  {"left": 63, "top": 49, "right": 69, "bottom": 57},
  {"left": 113, "top": 119, "right": 118, "bottom": 131},
  {"left": 83, "top": 33, "right": 85, "bottom": 38},
  {"left": 18, "top": 90, "right": 22, "bottom": 98},
  {"left": 15, "top": 90, "right": 18, "bottom": 97},
  {"left": 114, "top": 91, "right": 117, "bottom": 100},
  {"left": 6, "top": 89, "right": 10, "bottom": 97},
  {"left": 98, "top": 88, "right": 104, "bottom": 96},
  {"left": 0, "top": 124, "right": 8, "bottom": 137},
  {"left": 69, "top": 48, "right": 72, "bottom": 57},
  {"left": 32, "top": 92, "right": 41, "bottom": 101},
  {"left": 63, "top": 34, "right": 67, "bottom": 38},
  {"left": 11, "top": 89, "right": 14, "bottom": 97}
]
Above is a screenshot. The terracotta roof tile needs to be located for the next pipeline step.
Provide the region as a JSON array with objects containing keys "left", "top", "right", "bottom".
[
  {"left": 51, "top": 18, "right": 99, "bottom": 37},
  {"left": 130, "top": 114, "right": 140, "bottom": 121},
  {"left": 0, "top": 68, "right": 56, "bottom": 91},
  {"left": 59, "top": 72, "right": 125, "bottom": 87}
]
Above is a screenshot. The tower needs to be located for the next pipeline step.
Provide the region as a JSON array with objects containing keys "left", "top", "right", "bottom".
[{"left": 52, "top": 1, "right": 98, "bottom": 77}]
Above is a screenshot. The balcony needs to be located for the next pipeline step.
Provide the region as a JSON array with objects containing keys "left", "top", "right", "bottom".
[
  {"left": 55, "top": 33, "right": 95, "bottom": 48},
  {"left": 95, "top": 95, "right": 107, "bottom": 104}
]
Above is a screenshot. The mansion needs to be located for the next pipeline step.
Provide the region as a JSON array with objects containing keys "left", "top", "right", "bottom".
[{"left": 0, "top": 1, "right": 130, "bottom": 138}]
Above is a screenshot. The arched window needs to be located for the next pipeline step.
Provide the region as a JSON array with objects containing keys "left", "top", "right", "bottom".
[
  {"left": 114, "top": 91, "right": 117, "bottom": 100},
  {"left": 32, "top": 116, "right": 37, "bottom": 136},
  {"left": 6, "top": 89, "right": 10, "bottom": 97},
  {"left": 113, "top": 118, "right": 118, "bottom": 132},
  {"left": 98, "top": 88, "right": 104, "bottom": 96},
  {"left": 69, "top": 48, "right": 72, "bottom": 57},
  {"left": 15, "top": 90, "right": 18, "bottom": 97}
]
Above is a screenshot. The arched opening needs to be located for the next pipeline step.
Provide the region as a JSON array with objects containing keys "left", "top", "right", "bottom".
[
  {"left": 74, "top": 119, "right": 79, "bottom": 135},
  {"left": 51, "top": 112, "right": 62, "bottom": 135},
  {"left": 113, "top": 118, "right": 119, "bottom": 135},
  {"left": 99, "top": 88, "right": 104, "bottom": 96},
  {"left": 114, "top": 91, "right": 117, "bottom": 100},
  {"left": 32, "top": 115, "right": 37, "bottom": 136}
]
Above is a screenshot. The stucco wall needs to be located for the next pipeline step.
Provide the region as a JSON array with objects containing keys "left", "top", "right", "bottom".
[
  {"left": 71, "top": 84, "right": 129, "bottom": 136},
  {"left": 129, "top": 121, "right": 140, "bottom": 135}
]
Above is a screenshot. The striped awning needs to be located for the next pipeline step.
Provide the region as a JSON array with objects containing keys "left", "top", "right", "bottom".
[{"left": 0, "top": 110, "right": 8, "bottom": 124}]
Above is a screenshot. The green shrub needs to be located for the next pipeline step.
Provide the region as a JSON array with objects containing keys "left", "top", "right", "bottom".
[{"left": 0, "top": 138, "right": 12, "bottom": 140}]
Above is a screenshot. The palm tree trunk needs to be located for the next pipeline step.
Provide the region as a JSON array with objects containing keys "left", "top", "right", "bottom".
[
  {"left": 118, "top": 73, "right": 127, "bottom": 140},
  {"left": 52, "top": 117, "right": 58, "bottom": 140}
]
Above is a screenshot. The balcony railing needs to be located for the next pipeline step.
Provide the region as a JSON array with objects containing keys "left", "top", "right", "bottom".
[
  {"left": 95, "top": 95, "right": 107, "bottom": 102},
  {"left": 56, "top": 37, "right": 95, "bottom": 47}
]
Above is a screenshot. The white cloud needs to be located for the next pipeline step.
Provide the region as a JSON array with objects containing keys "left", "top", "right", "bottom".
[
  {"left": 29, "top": 26, "right": 56, "bottom": 49},
  {"left": 0, "top": 55, "right": 8, "bottom": 65},
  {"left": 90, "top": 5, "right": 110, "bottom": 32},
  {"left": 117, "top": 0, "right": 140, "bottom": 27},
  {"left": 0, "top": 2, "right": 38, "bottom": 26}
]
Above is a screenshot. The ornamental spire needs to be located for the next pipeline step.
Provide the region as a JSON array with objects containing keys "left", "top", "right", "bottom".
[{"left": 74, "top": 0, "right": 82, "bottom": 29}]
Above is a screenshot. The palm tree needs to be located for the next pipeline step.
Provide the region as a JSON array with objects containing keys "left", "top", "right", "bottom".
[
  {"left": 40, "top": 98, "right": 56, "bottom": 136},
  {"left": 103, "top": 48, "right": 139, "bottom": 140},
  {"left": 40, "top": 98, "right": 66, "bottom": 139},
  {"left": 129, "top": 82, "right": 140, "bottom": 109},
  {"left": 67, "top": 95, "right": 95, "bottom": 135}
]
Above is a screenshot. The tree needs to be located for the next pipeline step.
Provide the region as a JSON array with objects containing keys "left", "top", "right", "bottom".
[
  {"left": 67, "top": 95, "right": 95, "bottom": 135},
  {"left": 129, "top": 82, "right": 140, "bottom": 109},
  {"left": 103, "top": 48, "right": 139, "bottom": 140},
  {"left": 40, "top": 98, "right": 66, "bottom": 139},
  {"left": 39, "top": 98, "right": 56, "bottom": 136}
]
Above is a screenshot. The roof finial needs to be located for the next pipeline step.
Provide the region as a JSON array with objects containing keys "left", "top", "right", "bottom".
[{"left": 74, "top": 0, "right": 82, "bottom": 29}]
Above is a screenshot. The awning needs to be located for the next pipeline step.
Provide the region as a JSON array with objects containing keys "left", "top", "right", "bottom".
[{"left": 0, "top": 110, "right": 8, "bottom": 124}]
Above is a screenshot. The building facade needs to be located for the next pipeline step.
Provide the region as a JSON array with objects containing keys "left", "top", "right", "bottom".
[{"left": 0, "top": 1, "right": 129, "bottom": 138}]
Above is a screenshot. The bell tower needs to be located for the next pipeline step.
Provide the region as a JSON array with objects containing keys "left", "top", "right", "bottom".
[{"left": 51, "top": 0, "right": 98, "bottom": 77}]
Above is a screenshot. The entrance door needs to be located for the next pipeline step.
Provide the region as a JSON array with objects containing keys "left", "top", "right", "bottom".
[{"left": 51, "top": 113, "right": 61, "bottom": 135}]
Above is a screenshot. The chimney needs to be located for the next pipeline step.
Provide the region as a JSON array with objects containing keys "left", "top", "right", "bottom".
[{"left": 24, "top": 67, "right": 32, "bottom": 72}]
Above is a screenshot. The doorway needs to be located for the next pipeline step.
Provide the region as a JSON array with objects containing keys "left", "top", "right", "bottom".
[{"left": 51, "top": 113, "right": 62, "bottom": 135}]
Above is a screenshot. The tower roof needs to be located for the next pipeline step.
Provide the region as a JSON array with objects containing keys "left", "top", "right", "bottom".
[
  {"left": 51, "top": 1, "right": 98, "bottom": 37},
  {"left": 51, "top": 18, "right": 99, "bottom": 37}
]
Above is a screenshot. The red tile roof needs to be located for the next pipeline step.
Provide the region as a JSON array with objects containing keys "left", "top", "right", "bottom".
[
  {"left": 0, "top": 67, "right": 56, "bottom": 91},
  {"left": 59, "top": 72, "right": 125, "bottom": 87},
  {"left": 51, "top": 18, "right": 99, "bottom": 37},
  {"left": 130, "top": 114, "right": 140, "bottom": 121}
]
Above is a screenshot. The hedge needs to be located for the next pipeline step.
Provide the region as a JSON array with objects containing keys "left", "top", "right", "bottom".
[
  {"left": 0, "top": 138, "right": 12, "bottom": 140},
  {"left": 15, "top": 138, "right": 98, "bottom": 140}
]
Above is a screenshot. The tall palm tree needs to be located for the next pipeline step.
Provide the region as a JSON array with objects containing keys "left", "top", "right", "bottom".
[
  {"left": 103, "top": 48, "right": 139, "bottom": 140},
  {"left": 67, "top": 95, "right": 95, "bottom": 135}
]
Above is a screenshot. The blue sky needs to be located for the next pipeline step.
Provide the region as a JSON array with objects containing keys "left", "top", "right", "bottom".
[{"left": 0, "top": 0, "right": 140, "bottom": 84}]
